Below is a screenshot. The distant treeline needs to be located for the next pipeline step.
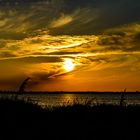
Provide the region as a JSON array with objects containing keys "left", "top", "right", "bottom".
[{"left": 0, "top": 91, "right": 139, "bottom": 94}]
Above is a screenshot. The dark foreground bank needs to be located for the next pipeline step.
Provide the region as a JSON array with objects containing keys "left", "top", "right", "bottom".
[{"left": 0, "top": 99, "right": 140, "bottom": 140}]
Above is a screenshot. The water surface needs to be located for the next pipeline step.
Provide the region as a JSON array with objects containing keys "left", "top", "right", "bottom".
[{"left": 1, "top": 93, "right": 140, "bottom": 108}]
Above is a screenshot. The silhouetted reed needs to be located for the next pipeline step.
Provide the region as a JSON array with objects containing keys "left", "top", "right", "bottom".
[{"left": 120, "top": 88, "right": 127, "bottom": 106}]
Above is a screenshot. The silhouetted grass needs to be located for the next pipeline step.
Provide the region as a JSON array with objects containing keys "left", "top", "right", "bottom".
[
  {"left": 0, "top": 97, "right": 140, "bottom": 116},
  {"left": 0, "top": 97, "right": 140, "bottom": 139},
  {"left": 0, "top": 98, "right": 43, "bottom": 113}
]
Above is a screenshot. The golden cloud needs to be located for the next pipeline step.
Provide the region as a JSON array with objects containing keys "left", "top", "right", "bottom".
[
  {"left": 49, "top": 14, "right": 73, "bottom": 28},
  {"left": 0, "top": 23, "right": 140, "bottom": 91}
]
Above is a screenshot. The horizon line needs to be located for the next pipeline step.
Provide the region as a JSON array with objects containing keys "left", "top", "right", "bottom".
[{"left": 0, "top": 90, "right": 139, "bottom": 93}]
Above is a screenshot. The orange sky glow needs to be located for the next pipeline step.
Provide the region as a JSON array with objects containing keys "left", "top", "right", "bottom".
[{"left": 0, "top": 0, "right": 140, "bottom": 91}]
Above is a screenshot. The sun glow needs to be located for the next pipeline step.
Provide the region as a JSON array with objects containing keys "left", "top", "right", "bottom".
[{"left": 63, "top": 58, "right": 75, "bottom": 72}]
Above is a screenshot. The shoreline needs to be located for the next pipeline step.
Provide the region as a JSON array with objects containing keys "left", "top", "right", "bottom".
[{"left": 0, "top": 91, "right": 139, "bottom": 95}]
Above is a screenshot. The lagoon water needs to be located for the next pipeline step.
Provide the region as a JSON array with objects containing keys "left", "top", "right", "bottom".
[
  {"left": 1, "top": 93, "right": 140, "bottom": 108},
  {"left": 21, "top": 93, "right": 140, "bottom": 108}
]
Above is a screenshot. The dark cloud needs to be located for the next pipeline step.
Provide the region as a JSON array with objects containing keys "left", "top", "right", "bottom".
[
  {"left": 0, "top": 32, "right": 27, "bottom": 40},
  {"left": 0, "top": 51, "right": 17, "bottom": 58},
  {"left": 47, "top": 51, "right": 82, "bottom": 55},
  {"left": 0, "top": 56, "right": 63, "bottom": 64},
  {"left": 47, "top": 0, "right": 140, "bottom": 35},
  {"left": 0, "top": 0, "right": 140, "bottom": 38}
]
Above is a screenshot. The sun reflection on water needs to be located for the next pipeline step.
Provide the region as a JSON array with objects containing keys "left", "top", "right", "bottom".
[{"left": 63, "top": 94, "right": 75, "bottom": 104}]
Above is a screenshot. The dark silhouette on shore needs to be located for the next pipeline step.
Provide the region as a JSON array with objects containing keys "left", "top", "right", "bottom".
[
  {"left": 120, "top": 88, "right": 127, "bottom": 106},
  {"left": 0, "top": 83, "right": 140, "bottom": 139},
  {"left": 0, "top": 98, "right": 140, "bottom": 139},
  {"left": 11, "top": 77, "right": 31, "bottom": 100},
  {"left": 18, "top": 77, "right": 30, "bottom": 94}
]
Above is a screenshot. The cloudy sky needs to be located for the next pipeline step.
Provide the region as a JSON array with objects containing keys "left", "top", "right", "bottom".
[{"left": 0, "top": 0, "right": 140, "bottom": 91}]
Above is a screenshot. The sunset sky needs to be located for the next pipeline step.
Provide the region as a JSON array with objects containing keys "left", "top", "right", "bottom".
[{"left": 0, "top": 0, "right": 140, "bottom": 91}]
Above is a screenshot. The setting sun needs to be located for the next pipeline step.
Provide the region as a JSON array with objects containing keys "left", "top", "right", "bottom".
[{"left": 63, "top": 58, "right": 75, "bottom": 72}]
